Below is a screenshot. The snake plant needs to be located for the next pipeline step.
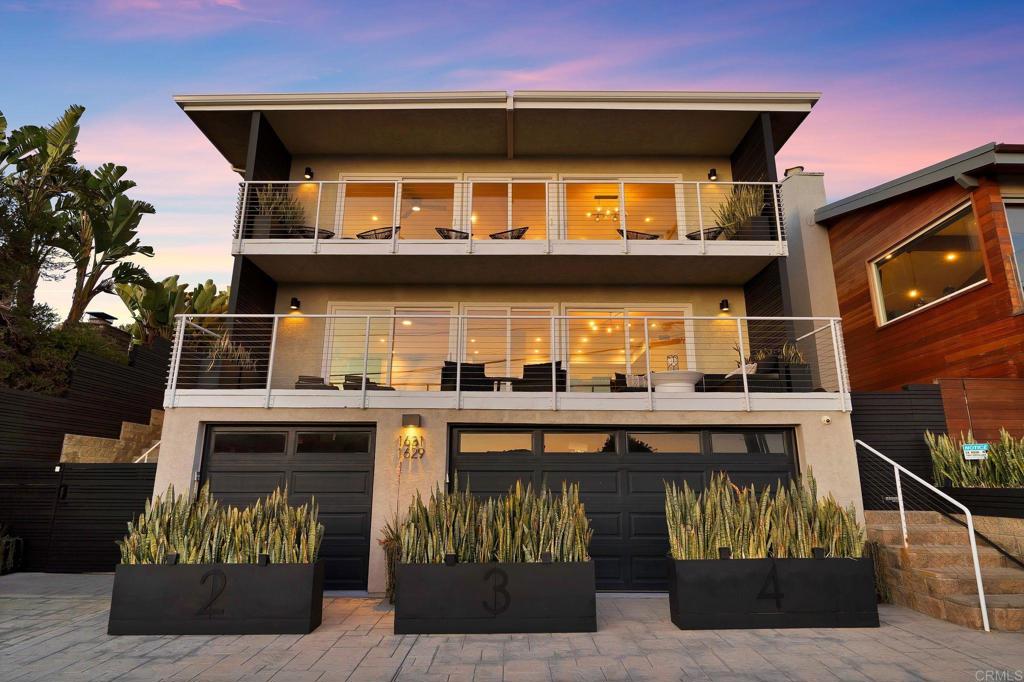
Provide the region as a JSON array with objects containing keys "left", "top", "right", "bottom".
[{"left": 927, "top": 429, "right": 1024, "bottom": 488}]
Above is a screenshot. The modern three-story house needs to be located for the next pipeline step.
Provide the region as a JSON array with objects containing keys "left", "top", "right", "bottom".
[{"left": 155, "top": 90, "right": 862, "bottom": 593}]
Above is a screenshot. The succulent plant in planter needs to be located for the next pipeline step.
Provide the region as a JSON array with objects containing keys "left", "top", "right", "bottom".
[
  {"left": 0, "top": 523, "right": 22, "bottom": 575},
  {"left": 250, "top": 186, "right": 306, "bottom": 238},
  {"left": 711, "top": 185, "right": 765, "bottom": 240}
]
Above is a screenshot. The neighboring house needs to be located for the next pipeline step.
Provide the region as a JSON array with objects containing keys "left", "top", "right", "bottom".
[
  {"left": 815, "top": 143, "right": 1024, "bottom": 438},
  {"left": 156, "top": 90, "right": 862, "bottom": 593}
]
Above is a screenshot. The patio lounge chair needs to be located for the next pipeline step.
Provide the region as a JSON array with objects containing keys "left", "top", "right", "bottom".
[
  {"left": 294, "top": 375, "right": 339, "bottom": 390},
  {"left": 440, "top": 361, "right": 491, "bottom": 391},
  {"left": 489, "top": 226, "right": 529, "bottom": 240},
  {"left": 356, "top": 226, "right": 400, "bottom": 240},
  {"left": 435, "top": 228, "right": 469, "bottom": 240},
  {"left": 342, "top": 374, "right": 395, "bottom": 391},
  {"left": 513, "top": 362, "right": 567, "bottom": 392}
]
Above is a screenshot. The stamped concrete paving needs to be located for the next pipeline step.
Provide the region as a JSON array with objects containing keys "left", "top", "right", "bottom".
[{"left": 2, "top": 573, "right": 1023, "bottom": 681}]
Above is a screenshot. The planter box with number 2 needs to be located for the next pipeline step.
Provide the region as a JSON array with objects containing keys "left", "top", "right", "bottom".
[
  {"left": 669, "top": 558, "right": 878, "bottom": 629},
  {"left": 395, "top": 561, "right": 596, "bottom": 634},
  {"left": 107, "top": 561, "right": 324, "bottom": 635}
]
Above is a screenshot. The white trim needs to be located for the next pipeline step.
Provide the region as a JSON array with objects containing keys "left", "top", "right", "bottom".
[{"left": 1002, "top": 199, "right": 1024, "bottom": 301}]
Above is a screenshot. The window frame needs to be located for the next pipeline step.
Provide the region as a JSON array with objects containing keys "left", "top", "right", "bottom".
[
  {"left": 1003, "top": 197, "right": 1024, "bottom": 308},
  {"left": 868, "top": 201, "right": 990, "bottom": 327}
]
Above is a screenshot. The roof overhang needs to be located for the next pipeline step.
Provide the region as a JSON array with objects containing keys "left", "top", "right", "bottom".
[
  {"left": 816, "top": 143, "right": 1024, "bottom": 225},
  {"left": 174, "top": 90, "right": 819, "bottom": 170}
]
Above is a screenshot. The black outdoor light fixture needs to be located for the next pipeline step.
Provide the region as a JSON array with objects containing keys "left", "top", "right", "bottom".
[
  {"left": 289, "top": 297, "right": 301, "bottom": 311},
  {"left": 402, "top": 414, "right": 422, "bottom": 428},
  {"left": 707, "top": 168, "right": 718, "bottom": 181},
  {"left": 720, "top": 298, "right": 730, "bottom": 312},
  {"left": 303, "top": 167, "right": 314, "bottom": 180}
]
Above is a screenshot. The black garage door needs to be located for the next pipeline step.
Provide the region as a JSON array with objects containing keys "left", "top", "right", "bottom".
[
  {"left": 202, "top": 425, "right": 375, "bottom": 590},
  {"left": 451, "top": 426, "right": 796, "bottom": 591}
]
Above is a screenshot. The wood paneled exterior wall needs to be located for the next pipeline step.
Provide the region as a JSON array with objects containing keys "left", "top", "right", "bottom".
[{"left": 827, "top": 177, "right": 1024, "bottom": 391}]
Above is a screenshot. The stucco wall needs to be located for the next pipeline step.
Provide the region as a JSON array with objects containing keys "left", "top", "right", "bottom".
[{"left": 155, "top": 405, "right": 862, "bottom": 594}]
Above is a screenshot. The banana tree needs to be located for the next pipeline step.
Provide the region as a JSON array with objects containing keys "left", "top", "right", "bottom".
[
  {"left": 61, "top": 163, "right": 155, "bottom": 325},
  {"left": 116, "top": 276, "right": 230, "bottom": 345}
]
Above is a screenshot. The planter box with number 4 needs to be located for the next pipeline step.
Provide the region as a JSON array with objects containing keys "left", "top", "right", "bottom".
[
  {"left": 669, "top": 557, "right": 878, "bottom": 629},
  {"left": 395, "top": 561, "right": 596, "bottom": 634},
  {"left": 108, "top": 560, "right": 324, "bottom": 635}
]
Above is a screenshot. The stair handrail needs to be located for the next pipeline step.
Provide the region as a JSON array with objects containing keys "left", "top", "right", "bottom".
[
  {"left": 133, "top": 440, "right": 161, "bottom": 464},
  {"left": 855, "top": 439, "right": 990, "bottom": 632}
]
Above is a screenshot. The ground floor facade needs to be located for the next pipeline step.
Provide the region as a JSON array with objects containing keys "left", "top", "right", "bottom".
[{"left": 154, "top": 406, "right": 863, "bottom": 594}]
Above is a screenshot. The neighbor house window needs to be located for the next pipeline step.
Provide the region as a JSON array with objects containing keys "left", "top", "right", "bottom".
[
  {"left": 872, "top": 204, "right": 985, "bottom": 323},
  {"left": 1006, "top": 202, "right": 1024, "bottom": 296}
]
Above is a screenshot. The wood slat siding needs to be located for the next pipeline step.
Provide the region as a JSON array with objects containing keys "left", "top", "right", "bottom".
[
  {"left": 828, "top": 178, "right": 1024, "bottom": 392},
  {"left": 851, "top": 386, "right": 946, "bottom": 509},
  {"left": 0, "top": 342, "right": 168, "bottom": 465},
  {"left": 939, "top": 377, "right": 1024, "bottom": 440},
  {"left": 0, "top": 463, "right": 155, "bottom": 572}
]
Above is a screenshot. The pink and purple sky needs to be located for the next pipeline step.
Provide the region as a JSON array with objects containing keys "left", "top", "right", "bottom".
[{"left": 4, "top": 0, "right": 1023, "bottom": 319}]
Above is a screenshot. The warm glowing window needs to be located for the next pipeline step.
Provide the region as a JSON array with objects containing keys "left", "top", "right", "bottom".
[
  {"left": 463, "top": 307, "right": 553, "bottom": 378},
  {"left": 543, "top": 432, "right": 615, "bottom": 453},
  {"left": 399, "top": 182, "right": 455, "bottom": 239},
  {"left": 340, "top": 183, "right": 396, "bottom": 236},
  {"left": 458, "top": 432, "right": 533, "bottom": 454},
  {"left": 872, "top": 205, "right": 985, "bottom": 323},
  {"left": 470, "top": 182, "right": 547, "bottom": 239},
  {"left": 564, "top": 182, "right": 679, "bottom": 240},
  {"left": 1007, "top": 203, "right": 1024, "bottom": 296}
]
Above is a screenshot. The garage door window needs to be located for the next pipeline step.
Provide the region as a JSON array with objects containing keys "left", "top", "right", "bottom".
[
  {"left": 459, "top": 432, "right": 533, "bottom": 454},
  {"left": 296, "top": 431, "right": 372, "bottom": 454},
  {"left": 710, "top": 431, "right": 787, "bottom": 455},
  {"left": 627, "top": 432, "right": 701, "bottom": 453},
  {"left": 212, "top": 431, "right": 287, "bottom": 454},
  {"left": 543, "top": 432, "right": 615, "bottom": 453}
]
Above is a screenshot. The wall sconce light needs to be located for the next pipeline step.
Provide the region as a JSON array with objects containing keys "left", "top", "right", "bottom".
[
  {"left": 720, "top": 299, "right": 730, "bottom": 312},
  {"left": 707, "top": 168, "right": 718, "bottom": 181},
  {"left": 402, "top": 414, "right": 422, "bottom": 428},
  {"left": 289, "top": 297, "right": 301, "bottom": 311},
  {"left": 303, "top": 167, "right": 314, "bottom": 180}
]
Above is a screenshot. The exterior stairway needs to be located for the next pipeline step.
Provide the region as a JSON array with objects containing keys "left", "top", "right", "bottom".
[
  {"left": 867, "top": 510, "right": 1024, "bottom": 631},
  {"left": 60, "top": 409, "right": 163, "bottom": 464}
]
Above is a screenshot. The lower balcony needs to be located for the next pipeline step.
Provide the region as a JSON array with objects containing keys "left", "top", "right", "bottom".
[{"left": 166, "top": 314, "right": 850, "bottom": 412}]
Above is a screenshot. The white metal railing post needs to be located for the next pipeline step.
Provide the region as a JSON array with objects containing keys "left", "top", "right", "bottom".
[
  {"left": 835, "top": 319, "right": 851, "bottom": 412},
  {"left": 644, "top": 316, "right": 653, "bottom": 410},
  {"left": 361, "top": 316, "right": 371, "bottom": 408},
  {"left": 166, "top": 315, "right": 186, "bottom": 407},
  {"left": 619, "top": 181, "right": 629, "bottom": 253},
  {"left": 456, "top": 315, "right": 463, "bottom": 409},
  {"left": 552, "top": 315, "right": 561, "bottom": 405},
  {"left": 467, "top": 181, "right": 475, "bottom": 254},
  {"left": 313, "top": 182, "right": 323, "bottom": 253},
  {"left": 772, "top": 183, "right": 783, "bottom": 254},
  {"left": 696, "top": 182, "right": 706, "bottom": 254},
  {"left": 856, "top": 440, "right": 990, "bottom": 632},
  {"left": 391, "top": 181, "right": 401, "bottom": 254},
  {"left": 735, "top": 318, "right": 750, "bottom": 411},
  {"left": 828, "top": 319, "right": 849, "bottom": 410},
  {"left": 894, "top": 465, "right": 909, "bottom": 547},
  {"left": 264, "top": 316, "right": 280, "bottom": 408},
  {"left": 236, "top": 183, "right": 249, "bottom": 252}
]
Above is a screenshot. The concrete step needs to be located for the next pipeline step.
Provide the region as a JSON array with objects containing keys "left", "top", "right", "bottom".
[
  {"left": 865, "top": 510, "right": 945, "bottom": 525},
  {"left": 885, "top": 565, "right": 1024, "bottom": 597},
  {"left": 881, "top": 544, "right": 1012, "bottom": 570},
  {"left": 868, "top": 523, "right": 975, "bottom": 546},
  {"left": 944, "top": 592, "right": 1024, "bottom": 631}
]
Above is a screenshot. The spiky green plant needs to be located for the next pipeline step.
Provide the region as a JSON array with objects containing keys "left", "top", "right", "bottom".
[
  {"left": 399, "top": 481, "right": 592, "bottom": 564},
  {"left": 0, "top": 522, "right": 21, "bottom": 574},
  {"left": 378, "top": 514, "right": 402, "bottom": 603},
  {"left": 117, "top": 484, "right": 324, "bottom": 565},
  {"left": 927, "top": 430, "right": 1024, "bottom": 488},
  {"left": 711, "top": 185, "right": 765, "bottom": 239},
  {"left": 664, "top": 472, "right": 864, "bottom": 560}
]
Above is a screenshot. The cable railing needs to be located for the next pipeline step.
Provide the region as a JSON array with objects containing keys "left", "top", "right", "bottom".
[
  {"left": 855, "top": 440, "right": 990, "bottom": 632},
  {"left": 232, "top": 179, "right": 784, "bottom": 251},
  {"left": 167, "top": 313, "right": 847, "bottom": 410}
]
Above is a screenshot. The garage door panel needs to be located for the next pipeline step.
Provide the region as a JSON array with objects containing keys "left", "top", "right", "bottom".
[
  {"left": 318, "top": 513, "right": 370, "bottom": 540},
  {"left": 627, "top": 470, "right": 704, "bottom": 495},
  {"left": 206, "top": 471, "right": 287, "bottom": 495},
  {"left": 722, "top": 471, "right": 790, "bottom": 490},
  {"left": 542, "top": 470, "right": 619, "bottom": 495},
  {"left": 291, "top": 470, "right": 371, "bottom": 495},
  {"left": 587, "top": 512, "right": 621, "bottom": 539},
  {"left": 630, "top": 555, "right": 671, "bottom": 585},
  {"left": 457, "top": 469, "right": 533, "bottom": 495},
  {"left": 629, "top": 512, "right": 668, "bottom": 539}
]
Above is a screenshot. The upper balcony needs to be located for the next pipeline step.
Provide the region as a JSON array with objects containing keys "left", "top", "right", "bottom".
[{"left": 233, "top": 179, "right": 784, "bottom": 258}]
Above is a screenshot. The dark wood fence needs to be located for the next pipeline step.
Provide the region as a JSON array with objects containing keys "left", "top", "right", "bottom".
[
  {"left": 0, "top": 463, "right": 156, "bottom": 572},
  {"left": 851, "top": 385, "right": 947, "bottom": 510},
  {"left": 0, "top": 339, "right": 168, "bottom": 466}
]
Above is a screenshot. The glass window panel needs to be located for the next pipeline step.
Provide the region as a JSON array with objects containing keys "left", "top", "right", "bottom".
[
  {"left": 627, "top": 432, "right": 701, "bottom": 453},
  {"left": 470, "top": 183, "right": 506, "bottom": 238},
  {"left": 512, "top": 183, "right": 547, "bottom": 240},
  {"left": 341, "top": 183, "right": 395, "bottom": 237},
  {"left": 711, "top": 432, "right": 787, "bottom": 455},
  {"left": 459, "top": 432, "right": 533, "bottom": 454},
  {"left": 296, "top": 431, "right": 371, "bottom": 454},
  {"left": 543, "top": 432, "right": 615, "bottom": 453},
  {"left": 213, "top": 432, "right": 287, "bottom": 454},
  {"left": 874, "top": 206, "right": 985, "bottom": 322},
  {"left": 327, "top": 310, "right": 391, "bottom": 387},
  {"left": 565, "top": 183, "right": 621, "bottom": 240},
  {"left": 391, "top": 308, "right": 452, "bottom": 390},
  {"left": 463, "top": 308, "right": 507, "bottom": 381},
  {"left": 628, "top": 311, "right": 687, "bottom": 374},
  {"left": 510, "top": 310, "right": 552, "bottom": 378},
  {"left": 567, "top": 311, "right": 626, "bottom": 392},
  {"left": 1007, "top": 204, "right": 1024, "bottom": 295},
  {"left": 400, "top": 182, "right": 454, "bottom": 239},
  {"left": 624, "top": 183, "right": 678, "bottom": 239}
]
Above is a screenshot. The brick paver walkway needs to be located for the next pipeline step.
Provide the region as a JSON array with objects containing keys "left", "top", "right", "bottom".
[{"left": 1, "top": 573, "right": 1023, "bottom": 681}]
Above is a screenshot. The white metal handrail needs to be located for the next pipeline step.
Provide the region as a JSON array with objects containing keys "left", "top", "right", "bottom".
[
  {"left": 133, "top": 440, "right": 161, "bottom": 464},
  {"left": 855, "top": 439, "right": 990, "bottom": 632}
]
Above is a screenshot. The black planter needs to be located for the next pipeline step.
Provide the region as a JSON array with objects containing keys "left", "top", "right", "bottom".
[
  {"left": 108, "top": 560, "right": 324, "bottom": 635},
  {"left": 395, "top": 561, "right": 596, "bottom": 634},
  {"left": 942, "top": 487, "right": 1024, "bottom": 519},
  {"left": 781, "top": 362, "right": 813, "bottom": 392},
  {"left": 668, "top": 558, "right": 878, "bottom": 629}
]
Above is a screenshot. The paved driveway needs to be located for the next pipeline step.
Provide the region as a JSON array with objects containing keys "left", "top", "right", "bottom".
[{"left": 1, "top": 573, "right": 1022, "bottom": 681}]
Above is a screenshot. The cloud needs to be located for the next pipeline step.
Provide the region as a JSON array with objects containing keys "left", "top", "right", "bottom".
[{"left": 85, "top": 0, "right": 288, "bottom": 39}]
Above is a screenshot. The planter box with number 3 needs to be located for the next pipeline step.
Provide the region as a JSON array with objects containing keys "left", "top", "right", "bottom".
[
  {"left": 107, "top": 561, "right": 324, "bottom": 635},
  {"left": 394, "top": 562, "right": 596, "bottom": 634},
  {"left": 669, "top": 558, "right": 878, "bottom": 629}
]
